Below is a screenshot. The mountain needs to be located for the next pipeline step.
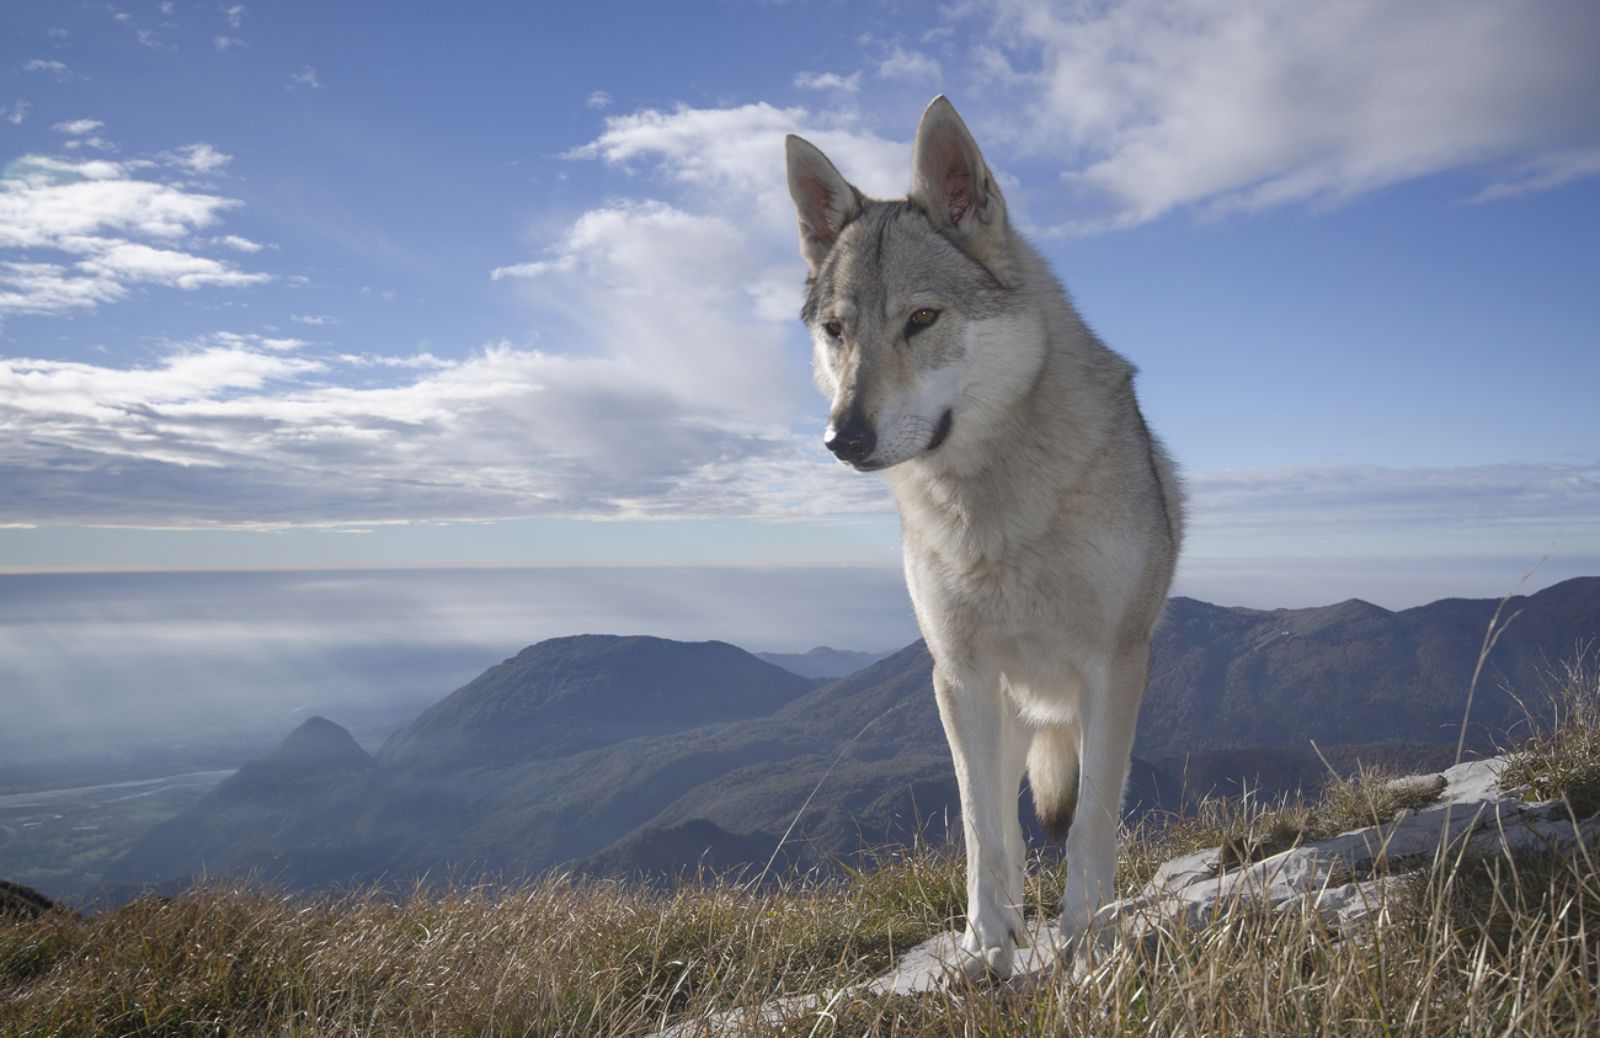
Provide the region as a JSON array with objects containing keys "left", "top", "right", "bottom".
[
  {"left": 1140, "top": 577, "right": 1600, "bottom": 789},
  {"left": 105, "top": 578, "right": 1600, "bottom": 898},
  {"left": 380, "top": 635, "right": 814, "bottom": 771},
  {"left": 241, "top": 716, "right": 375, "bottom": 779},
  {"left": 582, "top": 819, "right": 791, "bottom": 883},
  {"left": 755, "top": 646, "right": 895, "bottom": 680},
  {"left": 109, "top": 718, "right": 393, "bottom": 892}
]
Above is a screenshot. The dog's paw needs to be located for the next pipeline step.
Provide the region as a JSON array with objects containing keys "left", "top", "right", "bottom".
[
  {"left": 946, "top": 929, "right": 1014, "bottom": 987},
  {"left": 1054, "top": 912, "right": 1122, "bottom": 980}
]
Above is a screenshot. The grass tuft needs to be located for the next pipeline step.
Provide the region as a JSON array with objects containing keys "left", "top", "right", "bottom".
[{"left": 1502, "top": 648, "right": 1600, "bottom": 818}]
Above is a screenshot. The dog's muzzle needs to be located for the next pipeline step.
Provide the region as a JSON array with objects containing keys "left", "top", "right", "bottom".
[{"left": 824, "top": 416, "right": 876, "bottom": 466}]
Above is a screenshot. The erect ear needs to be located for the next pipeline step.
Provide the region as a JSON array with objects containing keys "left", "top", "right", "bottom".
[
  {"left": 786, "top": 134, "right": 862, "bottom": 273},
  {"left": 909, "top": 95, "right": 1005, "bottom": 238}
]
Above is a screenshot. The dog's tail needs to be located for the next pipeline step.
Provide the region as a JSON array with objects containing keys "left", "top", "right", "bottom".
[{"left": 1026, "top": 723, "right": 1079, "bottom": 842}]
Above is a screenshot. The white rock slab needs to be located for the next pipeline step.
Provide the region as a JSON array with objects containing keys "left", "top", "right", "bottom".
[{"left": 651, "top": 751, "right": 1594, "bottom": 1037}]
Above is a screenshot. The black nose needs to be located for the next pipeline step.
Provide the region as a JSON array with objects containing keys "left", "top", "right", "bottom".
[{"left": 824, "top": 416, "right": 876, "bottom": 464}]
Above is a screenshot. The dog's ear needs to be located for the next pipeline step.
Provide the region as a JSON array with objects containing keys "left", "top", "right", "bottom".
[
  {"left": 787, "top": 135, "right": 862, "bottom": 273},
  {"left": 910, "top": 96, "right": 1006, "bottom": 243}
]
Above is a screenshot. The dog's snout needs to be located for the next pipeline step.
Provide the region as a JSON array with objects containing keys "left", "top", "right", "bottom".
[{"left": 824, "top": 416, "right": 876, "bottom": 464}]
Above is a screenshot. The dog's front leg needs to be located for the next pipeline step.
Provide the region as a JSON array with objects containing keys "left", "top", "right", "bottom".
[
  {"left": 933, "top": 663, "right": 1029, "bottom": 981},
  {"left": 1059, "top": 654, "right": 1143, "bottom": 962}
]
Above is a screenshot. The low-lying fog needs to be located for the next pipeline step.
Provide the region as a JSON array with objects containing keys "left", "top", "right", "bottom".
[{"left": 0, "top": 566, "right": 918, "bottom": 791}]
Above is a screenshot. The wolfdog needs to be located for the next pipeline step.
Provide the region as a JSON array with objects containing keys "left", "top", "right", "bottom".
[{"left": 786, "top": 96, "right": 1183, "bottom": 978}]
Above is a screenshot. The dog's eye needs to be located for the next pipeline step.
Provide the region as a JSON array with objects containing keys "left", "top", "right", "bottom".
[
  {"left": 905, "top": 308, "right": 940, "bottom": 336},
  {"left": 823, "top": 320, "right": 843, "bottom": 339}
]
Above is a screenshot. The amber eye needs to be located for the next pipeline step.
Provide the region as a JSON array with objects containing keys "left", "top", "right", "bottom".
[
  {"left": 823, "top": 320, "right": 843, "bottom": 339},
  {"left": 905, "top": 308, "right": 940, "bottom": 336}
]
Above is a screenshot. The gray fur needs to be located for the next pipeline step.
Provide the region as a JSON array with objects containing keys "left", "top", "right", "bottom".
[{"left": 787, "top": 96, "right": 1184, "bottom": 980}]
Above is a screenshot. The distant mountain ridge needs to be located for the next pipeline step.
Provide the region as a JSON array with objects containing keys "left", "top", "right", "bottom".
[
  {"left": 755, "top": 647, "right": 895, "bottom": 680},
  {"left": 1142, "top": 578, "right": 1600, "bottom": 789},
  {"left": 106, "top": 577, "right": 1600, "bottom": 896}
]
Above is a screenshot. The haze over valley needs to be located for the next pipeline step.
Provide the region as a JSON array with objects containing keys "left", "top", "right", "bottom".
[{"left": 5, "top": 569, "right": 1596, "bottom": 907}]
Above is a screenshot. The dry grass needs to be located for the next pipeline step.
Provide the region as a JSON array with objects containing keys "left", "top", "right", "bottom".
[
  {"left": 5, "top": 801, "right": 1597, "bottom": 1036},
  {"left": 1502, "top": 649, "right": 1600, "bottom": 818},
  {"left": 0, "top": 862, "right": 955, "bottom": 1037}
]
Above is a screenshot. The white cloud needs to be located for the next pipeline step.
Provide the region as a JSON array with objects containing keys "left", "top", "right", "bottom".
[
  {"left": 53, "top": 119, "right": 104, "bottom": 135},
  {"left": 876, "top": 46, "right": 941, "bottom": 83},
  {"left": 0, "top": 335, "right": 883, "bottom": 527},
  {"left": 77, "top": 241, "right": 269, "bottom": 290},
  {"left": 226, "top": 4, "right": 246, "bottom": 29},
  {"left": 490, "top": 259, "right": 568, "bottom": 281},
  {"left": 336, "top": 352, "right": 451, "bottom": 369},
  {"left": 1471, "top": 146, "right": 1600, "bottom": 204},
  {"left": 164, "top": 142, "right": 232, "bottom": 175},
  {"left": 288, "top": 66, "right": 322, "bottom": 90},
  {"left": 214, "top": 234, "right": 263, "bottom": 252},
  {"left": 571, "top": 102, "right": 907, "bottom": 235},
  {"left": 292, "top": 313, "right": 338, "bottom": 325},
  {"left": 965, "top": 0, "right": 1600, "bottom": 229},
  {"left": 64, "top": 136, "right": 116, "bottom": 153},
  {"left": 0, "top": 154, "right": 268, "bottom": 318},
  {"left": 0, "top": 157, "right": 232, "bottom": 248},
  {"left": 23, "top": 60, "right": 70, "bottom": 78},
  {"left": 493, "top": 199, "right": 805, "bottom": 422},
  {"left": 213, "top": 35, "right": 244, "bottom": 52},
  {"left": 2, "top": 101, "right": 28, "bottom": 126},
  {"left": 0, "top": 260, "right": 128, "bottom": 316},
  {"left": 586, "top": 90, "right": 611, "bottom": 109},
  {"left": 794, "top": 70, "right": 861, "bottom": 94}
]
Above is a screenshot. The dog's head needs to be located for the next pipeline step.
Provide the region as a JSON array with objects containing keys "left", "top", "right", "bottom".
[{"left": 786, "top": 96, "right": 1043, "bottom": 472}]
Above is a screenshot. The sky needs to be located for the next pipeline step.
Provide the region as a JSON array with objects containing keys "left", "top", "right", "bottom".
[{"left": 2, "top": 0, "right": 1599, "bottom": 610}]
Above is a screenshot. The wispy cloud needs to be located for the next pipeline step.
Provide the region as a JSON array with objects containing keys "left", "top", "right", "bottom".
[
  {"left": 876, "top": 46, "right": 940, "bottom": 83},
  {"left": 794, "top": 70, "right": 860, "bottom": 94},
  {"left": 1, "top": 101, "right": 28, "bottom": 126},
  {"left": 52, "top": 119, "right": 104, "bottom": 136},
  {"left": 163, "top": 142, "right": 232, "bottom": 175},
  {"left": 22, "top": 59, "right": 72, "bottom": 80},
  {"left": 287, "top": 66, "right": 321, "bottom": 90},
  {"left": 0, "top": 153, "right": 268, "bottom": 319},
  {"left": 1471, "top": 146, "right": 1600, "bottom": 204},
  {"left": 570, "top": 102, "right": 906, "bottom": 230},
  {"left": 961, "top": 0, "right": 1600, "bottom": 230},
  {"left": 586, "top": 90, "right": 611, "bottom": 110},
  {"left": 213, "top": 35, "right": 244, "bottom": 52},
  {"left": 51, "top": 121, "right": 116, "bottom": 156}
]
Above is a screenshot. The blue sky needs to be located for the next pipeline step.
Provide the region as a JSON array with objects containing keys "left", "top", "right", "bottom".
[{"left": 3, "top": 0, "right": 1598, "bottom": 607}]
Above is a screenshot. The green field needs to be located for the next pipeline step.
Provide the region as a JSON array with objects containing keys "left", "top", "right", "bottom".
[{"left": 0, "top": 771, "right": 228, "bottom": 905}]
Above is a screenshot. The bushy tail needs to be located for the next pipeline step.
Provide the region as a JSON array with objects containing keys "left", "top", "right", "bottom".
[{"left": 1027, "top": 722, "right": 1080, "bottom": 842}]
